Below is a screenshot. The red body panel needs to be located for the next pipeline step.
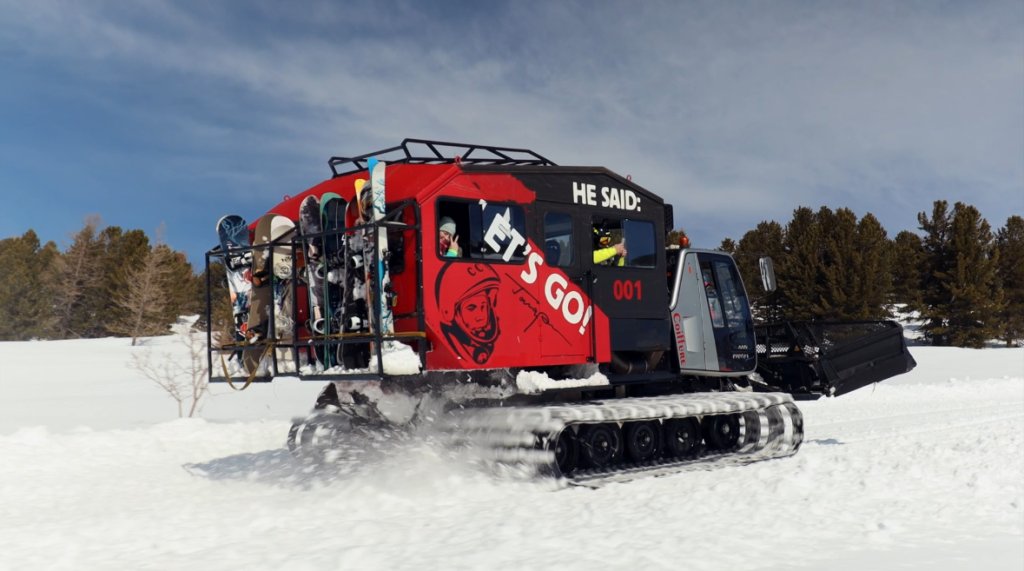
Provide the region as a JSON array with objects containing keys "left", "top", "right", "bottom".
[{"left": 256, "top": 164, "right": 612, "bottom": 372}]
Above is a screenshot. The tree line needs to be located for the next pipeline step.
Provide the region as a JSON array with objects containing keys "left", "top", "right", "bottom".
[
  {"left": 719, "top": 200, "right": 1022, "bottom": 348},
  {"left": 2, "top": 200, "right": 1020, "bottom": 349},
  {"left": 0, "top": 217, "right": 224, "bottom": 345}
]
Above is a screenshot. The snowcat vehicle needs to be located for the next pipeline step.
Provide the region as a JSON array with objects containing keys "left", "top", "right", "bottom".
[{"left": 205, "top": 139, "right": 917, "bottom": 485}]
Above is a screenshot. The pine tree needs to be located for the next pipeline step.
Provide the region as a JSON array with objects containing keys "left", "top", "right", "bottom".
[
  {"left": 889, "top": 230, "right": 925, "bottom": 312},
  {"left": 918, "top": 201, "right": 1002, "bottom": 347},
  {"left": 780, "top": 207, "right": 825, "bottom": 320},
  {"left": 851, "top": 213, "right": 892, "bottom": 319},
  {"left": 731, "top": 220, "right": 786, "bottom": 322},
  {"left": 0, "top": 230, "right": 59, "bottom": 340},
  {"left": 818, "top": 207, "right": 860, "bottom": 319},
  {"left": 91, "top": 227, "right": 151, "bottom": 337},
  {"left": 156, "top": 247, "right": 200, "bottom": 326},
  {"left": 994, "top": 215, "right": 1024, "bottom": 346}
]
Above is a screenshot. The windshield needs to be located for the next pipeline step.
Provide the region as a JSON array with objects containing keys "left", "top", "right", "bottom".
[{"left": 699, "top": 255, "right": 756, "bottom": 372}]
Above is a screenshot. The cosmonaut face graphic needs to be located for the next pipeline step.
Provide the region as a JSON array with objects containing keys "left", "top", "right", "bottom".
[{"left": 436, "top": 263, "right": 501, "bottom": 364}]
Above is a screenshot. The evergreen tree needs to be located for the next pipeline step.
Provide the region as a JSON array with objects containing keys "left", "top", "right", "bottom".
[
  {"left": 994, "top": 215, "right": 1024, "bottom": 346},
  {"left": 731, "top": 220, "right": 786, "bottom": 322},
  {"left": 818, "top": 207, "right": 860, "bottom": 319},
  {"left": 0, "top": 230, "right": 59, "bottom": 340},
  {"left": 889, "top": 230, "right": 925, "bottom": 312},
  {"left": 918, "top": 201, "right": 1002, "bottom": 347},
  {"left": 851, "top": 213, "right": 892, "bottom": 319},
  {"left": 157, "top": 247, "right": 201, "bottom": 326},
  {"left": 779, "top": 207, "right": 825, "bottom": 320},
  {"left": 90, "top": 227, "right": 151, "bottom": 337}
]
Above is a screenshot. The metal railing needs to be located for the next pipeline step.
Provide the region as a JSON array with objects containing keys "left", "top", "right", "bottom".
[{"left": 328, "top": 138, "right": 556, "bottom": 177}]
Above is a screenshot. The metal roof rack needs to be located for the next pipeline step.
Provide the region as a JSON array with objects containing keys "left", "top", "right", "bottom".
[{"left": 328, "top": 138, "right": 557, "bottom": 177}]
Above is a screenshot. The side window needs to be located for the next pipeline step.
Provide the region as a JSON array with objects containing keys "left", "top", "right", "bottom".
[
  {"left": 622, "top": 219, "right": 656, "bottom": 267},
  {"left": 591, "top": 217, "right": 657, "bottom": 268},
  {"left": 701, "top": 267, "right": 726, "bottom": 328},
  {"left": 437, "top": 199, "right": 527, "bottom": 263},
  {"left": 543, "top": 212, "right": 574, "bottom": 267}
]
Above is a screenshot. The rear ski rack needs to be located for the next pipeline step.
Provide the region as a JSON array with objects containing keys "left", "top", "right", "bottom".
[{"left": 205, "top": 201, "right": 428, "bottom": 385}]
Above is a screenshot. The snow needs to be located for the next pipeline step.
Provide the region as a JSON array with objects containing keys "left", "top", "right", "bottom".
[
  {"left": 0, "top": 337, "right": 1022, "bottom": 570},
  {"left": 516, "top": 369, "right": 610, "bottom": 393},
  {"left": 314, "top": 340, "right": 423, "bottom": 376}
]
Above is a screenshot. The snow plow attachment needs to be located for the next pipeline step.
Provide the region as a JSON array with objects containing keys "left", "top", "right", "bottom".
[{"left": 755, "top": 320, "right": 917, "bottom": 398}]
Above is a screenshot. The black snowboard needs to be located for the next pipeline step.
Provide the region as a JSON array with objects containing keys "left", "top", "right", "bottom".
[
  {"left": 341, "top": 198, "right": 370, "bottom": 369},
  {"left": 320, "top": 193, "right": 347, "bottom": 367}
]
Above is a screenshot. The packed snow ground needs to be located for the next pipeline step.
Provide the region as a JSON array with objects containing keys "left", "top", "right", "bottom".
[{"left": 0, "top": 336, "right": 1021, "bottom": 570}]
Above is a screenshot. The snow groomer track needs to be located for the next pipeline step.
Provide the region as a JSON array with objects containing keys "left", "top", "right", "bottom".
[{"left": 447, "top": 392, "right": 804, "bottom": 486}]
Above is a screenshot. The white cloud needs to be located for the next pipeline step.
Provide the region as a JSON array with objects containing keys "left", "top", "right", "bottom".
[{"left": 2, "top": 0, "right": 1021, "bottom": 247}]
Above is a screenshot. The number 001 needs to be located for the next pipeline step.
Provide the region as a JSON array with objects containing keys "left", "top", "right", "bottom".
[{"left": 613, "top": 279, "right": 642, "bottom": 301}]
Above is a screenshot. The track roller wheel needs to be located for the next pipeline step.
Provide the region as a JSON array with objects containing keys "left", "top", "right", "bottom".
[
  {"left": 578, "top": 423, "right": 623, "bottom": 469},
  {"left": 663, "top": 417, "right": 702, "bottom": 458},
  {"left": 553, "top": 428, "right": 579, "bottom": 476},
  {"left": 623, "top": 421, "right": 661, "bottom": 463},
  {"left": 703, "top": 414, "right": 741, "bottom": 451}
]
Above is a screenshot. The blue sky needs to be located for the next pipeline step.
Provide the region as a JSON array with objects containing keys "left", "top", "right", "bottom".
[{"left": 1, "top": 0, "right": 1022, "bottom": 267}]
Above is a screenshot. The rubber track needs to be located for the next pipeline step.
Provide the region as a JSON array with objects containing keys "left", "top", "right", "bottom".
[{"left": 444, "top": 392, "right": 804, "bottom": 486}]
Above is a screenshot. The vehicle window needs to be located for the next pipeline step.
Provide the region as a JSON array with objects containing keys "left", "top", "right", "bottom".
[
  {"left": 543, "top": 212, "right": 573, "bottom": 266},
  {"left": 437, "top": 199, "right": 527, "bottom": 263},
  {"left": 711, "top": 259, "right": 750, "bottom": 328},
  {"left": 591, "top": 217, "right": 656, "bottom": 268},
  {"left": 700, "top": 259, "right": 750, "bottom": 330},
  {"left": 702, "top": 268, "right": 726, "bottom": 328},
  {"left": 622, "top": 219, "right": 656, "bottom": 267}
]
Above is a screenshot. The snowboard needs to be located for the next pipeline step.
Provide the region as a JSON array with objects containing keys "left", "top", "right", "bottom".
[
  {"left": 341, "top": 184, "right": 370, "bottom": 369},
  {"left": 245, "top": 214, "right": 276, "bottom": 373},
  {"left": 270, "top": 215, "right": 295, "bottom": 281},
  {"left": 319, "top": 192, "right": 346, "bottom": 367},
  {"left": 269, "top": 216, "right": 297, "bottom": 371},
  {"left": 368, "top": 159, "right": 395, "bottom": 337},
  {"left": 299, "top": 196, "right": 326, "bottom": 338},
  {"left": 246, "top": 214, "right": 298, "bottom": 374},
  {"left": 215, "top": 214, "right": 252, "bottom": 345}
]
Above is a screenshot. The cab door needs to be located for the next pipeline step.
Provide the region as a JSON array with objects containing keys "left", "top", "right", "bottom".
[
  {"left": 588, "top": 216, "right": 669, "bottom": 353},
  {"left": 669, "top": 251, "right": 756, "bottom": 373}
]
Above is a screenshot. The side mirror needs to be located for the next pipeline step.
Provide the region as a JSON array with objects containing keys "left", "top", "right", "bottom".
[{"left": 759, "top": 256, "right": 777, "bottom": 293}]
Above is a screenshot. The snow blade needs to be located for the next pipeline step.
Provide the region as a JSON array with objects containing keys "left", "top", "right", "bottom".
[{"left": 755, "top": 321, "right": 917, "bottom": 398}]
